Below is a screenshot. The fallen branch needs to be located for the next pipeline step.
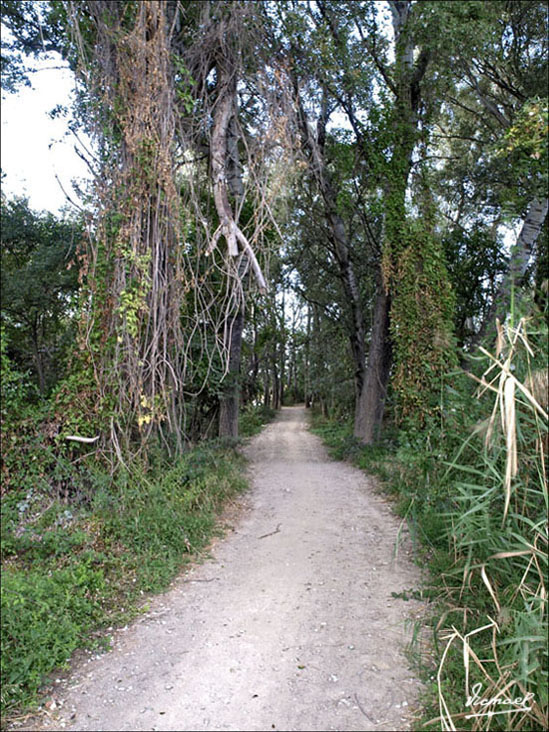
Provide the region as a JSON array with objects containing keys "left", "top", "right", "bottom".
[{"left": 258, "top": 523, "right": 281, "bottom": 539}]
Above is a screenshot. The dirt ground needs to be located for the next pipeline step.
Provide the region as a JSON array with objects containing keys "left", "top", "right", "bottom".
[{"left": 16, "top": 406, "right": 425, "bottom": 732}]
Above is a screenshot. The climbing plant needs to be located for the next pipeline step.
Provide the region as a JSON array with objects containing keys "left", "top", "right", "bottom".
[
  {"left": 64, "top": 1, "right": 191, "bottom": 454},
  {"left": 388, "top": 221, "right": 456, "bottom": 427}
]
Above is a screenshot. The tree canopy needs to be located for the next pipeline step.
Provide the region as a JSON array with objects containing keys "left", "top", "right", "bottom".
[{"left": 1, "top": 0, "right": 546, "bottom": 446}]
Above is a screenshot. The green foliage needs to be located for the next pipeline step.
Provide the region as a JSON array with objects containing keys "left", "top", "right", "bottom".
[
  {"left": 0, "top": 441, "right": 248, "bottom": 717},
  {"left": 310, "top": 414, "right": 356, "bottom": 460},
  {"left": 443, "top": 227, "right": 508, "bottom": 346},
  {"left": 495, "top": 97, "right": 549, "bottom": 204},
  {"left": 1, "top": 563, "right": 105, "bottom": 711},
  {"left": 389, "top": 222, "right": 457, "bottom": 428},
  {"left": 238, "top": 404, "right": 276, "bottom": 438},
  {"left": 173, "top": 54, "right": 196, "bottom": 115},
  {"left": 0, "top": 197, "right": 81, "bottom": 394},
  {"left": 0, "top": 327, "right": 33, "bottom": 428}
]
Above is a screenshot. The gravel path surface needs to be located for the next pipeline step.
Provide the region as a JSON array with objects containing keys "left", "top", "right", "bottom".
[{"left": 21, "top": 406, "right": 425, "bottom": 732}]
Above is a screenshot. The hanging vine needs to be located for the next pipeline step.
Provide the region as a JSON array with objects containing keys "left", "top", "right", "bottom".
[
  {"left": 63, "top": 0, "right": 292, "bottom": 453},
  {"left": 68, "top": 0, "right": 188, "bottom": 455}
]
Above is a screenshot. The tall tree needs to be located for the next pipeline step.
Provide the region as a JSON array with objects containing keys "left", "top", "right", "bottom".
[{"left": 0, "top": 197, "right": 80, "bottom": 393}]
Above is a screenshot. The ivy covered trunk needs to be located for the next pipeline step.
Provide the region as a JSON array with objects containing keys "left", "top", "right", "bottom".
[
  {"left": 71, "top": 0, "right": 188, "bottom": 454},
  {"left": 389, "top": 224, "right": 456, "bottom": 426},
  {"left": 381, "top": 0, "right": 456, "bottom": 429}
]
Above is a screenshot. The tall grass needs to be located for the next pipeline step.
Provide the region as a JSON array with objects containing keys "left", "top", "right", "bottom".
[{"left": 436, "top": 317, "right": 547, "bottom": 731}]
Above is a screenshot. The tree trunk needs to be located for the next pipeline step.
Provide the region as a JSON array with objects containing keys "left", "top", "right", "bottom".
[
  {"left": 218, "top": 308, "right": 244, "bottom": 438},
  {"left": 278, "top": 288, "right": 286, "bottom": 407},
  {"left": 304, "top": 305, "right": 312, "bottom": 407},
  {"left": 325, "top": 205, "right": 371, "bottom": 439},
  {"left": 216, "top": 66, "right": 246, "bottom": 439},
  {"left": 293, "top": 81, "right": 371, "bottom": 436},
  {"left": 263, "top": 368, "right": 271, "bottom": 408},
  {"left": 325, "top": 211, "right": 369, "bottom": 437},
  {"left": 355, "top": 288, "right": 392, "bottom": 444},
  {"left": 271, "top": 352, "right": 280, "bottom": 410},
  {"left": 534, "top": 214, "right": 548, "bottom": 311},
  {"left": 508, "top": 197, "right": 548, "bottom": 293},
  {"left": 475, "top": 197, "right": 548, "bottom": 343},
  {"left": 31, "top": 315, "right": 45, "bottom": 394},
  {"left": 245, "top": 351, "right": 259, "bottom": 406},
  {"left": 244, "top": 303, "right": 259, "bottom": 405}
]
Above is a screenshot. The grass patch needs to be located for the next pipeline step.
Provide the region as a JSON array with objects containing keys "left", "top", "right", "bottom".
[{"left": 1, "top": 441, "right": 248, "bottom": 721}]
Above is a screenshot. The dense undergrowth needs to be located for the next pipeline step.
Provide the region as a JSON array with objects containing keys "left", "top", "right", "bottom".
[
  {"left": 239, "top": 404, "right": 276, "bottom": 438},
  {"left": 312, "top": 316, "right": 548, "bottom": 732},
  {"left": 0, "top": 365, "right": 274, "bottom": 722}
]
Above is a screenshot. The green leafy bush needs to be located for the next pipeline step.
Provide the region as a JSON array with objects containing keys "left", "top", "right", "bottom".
[
  {"left": 1, "top": 563, "right": 105, "bottom": 710},
  {"left": 0, "top": 441, "right": 248, "bottom": 718},
  {"left": 239, "top": 404, "right": 276, "bottom": 437}
]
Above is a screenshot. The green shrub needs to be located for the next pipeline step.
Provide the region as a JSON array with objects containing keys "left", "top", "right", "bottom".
[
  {"left": 239, "top": 404, "right": 276, "bottom": 437},
  {"left": 1, "top": 441, "right": 248, "bottom": 718},
  {"left": 1, "top": 563, "right": 105, "bottom": 711}
]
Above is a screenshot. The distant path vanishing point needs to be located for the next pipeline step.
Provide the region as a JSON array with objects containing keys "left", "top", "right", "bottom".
[{"left": 20, "top": 406, "right": 425, "bottom": 732}]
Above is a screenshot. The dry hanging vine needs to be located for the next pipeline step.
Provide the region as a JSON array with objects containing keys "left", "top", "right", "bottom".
[
  {"left": 66, "top": 0, "right": 291, "bottom": 452},
  {"left": 69, "top": 0, "right": 188, "bottom": 455}
]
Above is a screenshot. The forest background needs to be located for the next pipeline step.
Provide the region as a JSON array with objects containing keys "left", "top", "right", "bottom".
[{"left": 0, "top": 1, "right": 547, "bottom": 730}]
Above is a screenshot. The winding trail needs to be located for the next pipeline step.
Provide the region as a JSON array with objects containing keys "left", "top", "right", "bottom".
[{"left": 29, "top": 406, "right": 424, "bottom": 732}]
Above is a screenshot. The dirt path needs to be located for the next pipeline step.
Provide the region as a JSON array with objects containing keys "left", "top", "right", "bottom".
[{"left": 25, "top": 406, "right": 425, "bottom": 732}]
